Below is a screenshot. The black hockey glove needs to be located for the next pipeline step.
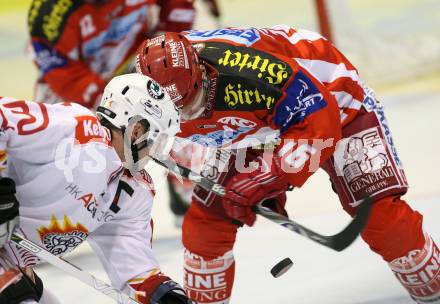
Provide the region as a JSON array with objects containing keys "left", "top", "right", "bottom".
[
  {"left": 150, "top": 280, "right": 193, "bottom": 304},
  {"left": 0, "top": 178, "right": 19, "bottom": 247}
]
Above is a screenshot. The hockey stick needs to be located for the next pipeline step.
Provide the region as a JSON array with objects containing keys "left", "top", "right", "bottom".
[
  {"left": 153, "top": 157, "right": 372, "bottom": 252},
  {"left": 10, "top": 233, "right": 140, "bottom": 304}
]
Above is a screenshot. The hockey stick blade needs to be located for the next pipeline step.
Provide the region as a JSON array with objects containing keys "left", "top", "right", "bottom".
[
  {"left": 252, "top": 196, "right": 372, "bottom": 251},
  {"left": 153, "top": 157, "right": 371, "bottom": 251}
]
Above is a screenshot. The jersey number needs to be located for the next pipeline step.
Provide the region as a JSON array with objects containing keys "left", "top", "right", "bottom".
[
  {"left": 110, "top": 180, "right": 134, "bottom": 213},
  {"left": 3, "top": 101, "right": 49, "bottom": 135},
  {"left": 278, "top": 142, "right": 317, "bottom": 169}
]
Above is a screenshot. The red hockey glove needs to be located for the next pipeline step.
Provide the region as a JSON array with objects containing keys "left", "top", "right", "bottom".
[{"left": 223, "top": 155, "right": 289, "bottom": 226}]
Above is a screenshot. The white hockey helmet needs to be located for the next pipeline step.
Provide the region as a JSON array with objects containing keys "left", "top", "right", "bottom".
[
  {"left": 96, "top": 73, "right": 181, "bottom": 169},
  {"left": 97, "top": 73, "right": 180, "bottom": 136}
]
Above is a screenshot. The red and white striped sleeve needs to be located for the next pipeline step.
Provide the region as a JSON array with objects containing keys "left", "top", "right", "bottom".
[{"left": 259, "top": 25, "right": 366, "bottom": 125}]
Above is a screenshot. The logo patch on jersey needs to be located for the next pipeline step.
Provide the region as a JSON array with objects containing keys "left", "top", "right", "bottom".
[
  {"left": 185, "top": 28, "right": 261, "bottom": 46},
  {"left": 37, "top": 215, "right": 88, "bottom": 255},
  {"left": 217, "top": 117, "right": 257, "bottom": 128},
  {"left": 274, "top": 71, "right": 326, "bottom": 133},
  {"left": 188, "top": 116, "right": 258, "bottom": 146},
  {"left": 200, "top": 43, "right": 291, "bottom": 87},
  {"left": 333, "top": 127, "right": 401, "bottom": 206},
  {"left": 187, "top": 130, "right": 241, "bottom": 147},
  {"left": 223, "top": 82, "right": 277, "bottom": 110},
  {"left": 32, "top": 41, "right": 67, "bottom": 75},
  {"left": 198, "top": 42, "right": 292, "bottom": 112},
  {"left": 65, "top": 183, "right": 115, "bottom": 222},
  {"left": 75, "top": 115, "right": 111, "bottom": 145},
  {"left": 147, "top": 80, "right": 165, "bottom": 100},
  {"left": 217, "top": 49, "right": 290, "bottom": 86}
]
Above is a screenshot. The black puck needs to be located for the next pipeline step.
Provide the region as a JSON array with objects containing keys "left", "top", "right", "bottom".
[{"left": 270, "top": 257, "right": 293, "bottom": 278}]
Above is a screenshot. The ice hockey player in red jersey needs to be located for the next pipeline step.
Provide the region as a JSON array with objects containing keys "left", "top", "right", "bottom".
[
  {"left": 0, "top": 74, "right": 193, "bottom": 303},
  {"left": 135, "top": 26, "right": 440, "bottom": 303},
  {"left": 28, "top": 0, "right": 196, "bottom": 109}
]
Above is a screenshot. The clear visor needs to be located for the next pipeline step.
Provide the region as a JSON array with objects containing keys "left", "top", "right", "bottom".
[{"left": 123, "top": 117, "right": 176, "bottom": 174}]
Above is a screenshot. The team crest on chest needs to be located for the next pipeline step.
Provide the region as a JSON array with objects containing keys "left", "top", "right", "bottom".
[{"left": 37, "top": 215, "right": 89, "bottom": 255}]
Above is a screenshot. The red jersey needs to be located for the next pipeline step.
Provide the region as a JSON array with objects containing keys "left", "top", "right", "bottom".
[
  {"left": 174, "top": 26, "right": 353, "bottom": 187},
  {"left": 28, "top": 0, "right": 195, "bottom": 108},
  {"left": 185, "top": 25, "right": 370, "bottom": 126}
]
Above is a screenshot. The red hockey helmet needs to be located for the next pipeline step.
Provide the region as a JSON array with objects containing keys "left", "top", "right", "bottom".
[{"left": 135, "top": 33, "right": 205, "bottom": 120}]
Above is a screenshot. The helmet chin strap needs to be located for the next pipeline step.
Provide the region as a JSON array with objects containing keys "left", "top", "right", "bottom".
[{"left": 122, "top": 125, "right": 154, "bottom": 174}]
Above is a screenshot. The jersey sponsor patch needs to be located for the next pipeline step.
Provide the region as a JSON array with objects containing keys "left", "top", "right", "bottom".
[
  {"left": 201, "top": 42, "right": 292, "bottom": 88},
  {"left": 197, "top": 116, "right": 258, "bottom": 146},
  {"left": 198, "top": 42, "right": 292, "bottom": 112},
  {"left": 74, "top": 115, "right": 111, "bottom": 146},
  {"left": 273, "top": 71, "right": 327, "bottom": 133},
  {"left": 217, "top": 116, "right": 257, "bottom": 128},
  {"left": 32, "top": 41, "right": 67, "bottom": 74},
  {"left": 187, "top": 123, "right": 255, "bottom": 147},
  {"left": 333, "top": 126, "right": 402, "bottom": 206},
  {"left": 185, "top": 28, "right": 261, "bottom": 46},
  {"left": 389, "top": 236, "right": 440, "bottom": 301}
]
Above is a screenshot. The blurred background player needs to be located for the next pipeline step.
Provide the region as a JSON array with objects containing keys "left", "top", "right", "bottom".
[
  {"left": 27, "top": 0, "right": 196, "bottom": 108},
  {"left": 135, "top": 28, "right": 440, "bottom": 304},
  {"left": 0, "top": 74, "right": 193, "bottom": 303}
]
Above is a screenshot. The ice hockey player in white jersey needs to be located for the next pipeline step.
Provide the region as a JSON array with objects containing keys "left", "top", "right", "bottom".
[{"left": 0, "top": 73, "right": 192, "bottom": 303}]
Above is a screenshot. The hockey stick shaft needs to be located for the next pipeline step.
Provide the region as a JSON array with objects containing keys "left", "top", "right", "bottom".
[
  {"left": 153, "top": 157, "right": 372, "bottom": 251},
  {"left": 10, "top": 234, "right": 140, "bottom": 304}
]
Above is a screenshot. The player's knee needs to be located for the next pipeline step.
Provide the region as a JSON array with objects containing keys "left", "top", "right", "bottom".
[
  {"left": 361, "top": 195, "right": 425, "bottom": 261},
  {"left": 183, "top": 202, "right": 238, "bottom": 259}
]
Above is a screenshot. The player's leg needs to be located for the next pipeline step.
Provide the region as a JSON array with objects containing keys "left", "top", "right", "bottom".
[
  {"left": 181, "top": 146, "right": 288, "bottom": 303},
  {"left": 322, "top": 104, "right": 440, "bottom": 303},
  {"left": 182, "top": 201, "right": 237, "bottom": 304}
]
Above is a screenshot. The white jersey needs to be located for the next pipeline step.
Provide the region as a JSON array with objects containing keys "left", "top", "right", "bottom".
[{"left": 0, "top": 97, "right": 160, "bottom": 291}]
